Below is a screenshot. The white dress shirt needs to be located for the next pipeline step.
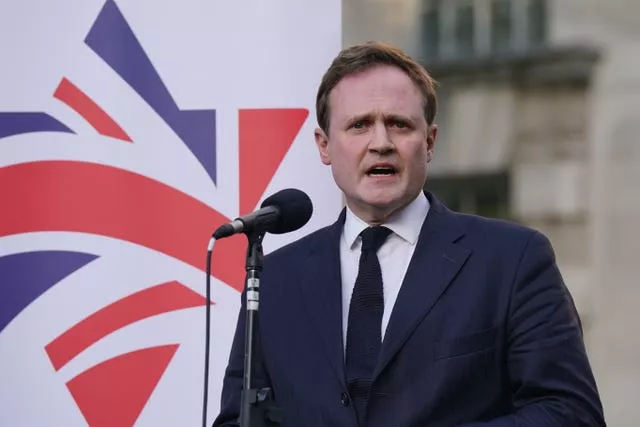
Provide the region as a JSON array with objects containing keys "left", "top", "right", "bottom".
[{"left": 340, "top": 192, "right": 430, "bottom": 351}]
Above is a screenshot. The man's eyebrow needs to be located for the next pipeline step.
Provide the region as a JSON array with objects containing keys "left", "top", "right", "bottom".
[
  {"left": 382, "top": 113, "right": 416, "bottom": 123},
  {"left": 345, "top": 113, "right": 416, "bottom": 123},
  {"left": 345, "top": 113, "right": 375, "bottom": 124}
]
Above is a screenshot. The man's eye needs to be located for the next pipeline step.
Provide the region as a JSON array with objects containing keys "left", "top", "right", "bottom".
[
  {"left": 352, "top": 121, "right": 365, "bottom": 129},
  {"left": 392, "top": 120, "right": 408, "bottom": 128}
]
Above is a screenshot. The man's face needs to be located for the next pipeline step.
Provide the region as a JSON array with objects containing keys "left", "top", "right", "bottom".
[{"left": 315, "top": 65, "right": 437, "bottom": 224}]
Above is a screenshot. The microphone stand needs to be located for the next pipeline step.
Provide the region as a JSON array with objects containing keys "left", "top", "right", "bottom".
[{"left": 239, "top": 231, "right": 282, "bottom": 427}]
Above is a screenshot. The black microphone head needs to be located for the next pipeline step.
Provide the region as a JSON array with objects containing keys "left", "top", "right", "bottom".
[{"left": 260, "top": 188, "right": 313, "bottom": 234}]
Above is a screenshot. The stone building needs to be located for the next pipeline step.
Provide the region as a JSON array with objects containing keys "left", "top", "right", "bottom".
[{"left": 343, "top": 0, "right": 640, "bottom": 424}]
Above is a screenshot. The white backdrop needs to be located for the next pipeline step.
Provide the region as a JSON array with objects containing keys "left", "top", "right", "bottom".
[{"left": 0, "top": 0, "right": 341, "bottom": 425}]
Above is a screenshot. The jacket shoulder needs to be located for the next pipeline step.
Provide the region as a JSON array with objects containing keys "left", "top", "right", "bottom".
[
  {"left": 449, "top": 210, "right": 548, "bottom": 250},
  {"left": 264, "top": 223, "right": 336, "bottom": 263}
]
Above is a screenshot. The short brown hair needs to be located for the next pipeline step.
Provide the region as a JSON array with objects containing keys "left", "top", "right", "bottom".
[{"left": 316, "top": 41, "right": 437, "bottom": 133}]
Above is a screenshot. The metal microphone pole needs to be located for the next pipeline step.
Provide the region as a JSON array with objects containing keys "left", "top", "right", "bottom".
[{"left": 239, "top": 231, "right": 282, "bottom": 427}]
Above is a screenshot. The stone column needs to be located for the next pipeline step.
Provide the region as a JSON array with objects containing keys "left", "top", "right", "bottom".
[{"left": 589, "top": 40, "right": 640, "bottom": 427}]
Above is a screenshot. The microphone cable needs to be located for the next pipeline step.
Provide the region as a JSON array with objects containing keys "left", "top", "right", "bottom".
[{"left": 202, "top": 236, "right": 215, "bottom": 427}]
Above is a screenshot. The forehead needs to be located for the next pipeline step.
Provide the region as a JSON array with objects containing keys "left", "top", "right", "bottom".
[{"left": 329, "top": 65, "right": 423, "bottom": 121}]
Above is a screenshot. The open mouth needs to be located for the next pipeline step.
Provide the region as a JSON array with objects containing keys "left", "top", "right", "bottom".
[{"left": 366, "top": 165, "right": 398, "bottom": 176}]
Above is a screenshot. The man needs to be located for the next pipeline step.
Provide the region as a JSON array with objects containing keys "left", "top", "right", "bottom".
[{"left": 214, "top": 42, "right": 605, "bottom": 426}]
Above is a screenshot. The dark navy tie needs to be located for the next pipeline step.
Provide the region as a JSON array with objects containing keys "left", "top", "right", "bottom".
[{"left": 345, "top": 226, "right": 392, "bottom": 426}]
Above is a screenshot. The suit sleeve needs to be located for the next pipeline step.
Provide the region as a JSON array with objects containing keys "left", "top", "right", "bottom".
[
  {"left": 460, "top": 231, "right": 606, "bottom": 427},
  {"left": 212, "top": 290, "right": 272, "bottom": 427}
]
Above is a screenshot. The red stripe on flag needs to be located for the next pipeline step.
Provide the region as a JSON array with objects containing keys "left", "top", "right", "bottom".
[
  {"left": 0, "top": 161, "right": 246, "bottom": 292},
  {"left": 66, "top": 344, "right": 179, "bottom": 427},
  {"left": 239, "top": 108, "right": 308, "bottom": 214},
  {"left": 45, "top": 281, "right": 207, "bottom": 371},
  {"left": 54, "top": 77, "right": 133, "bottom": 142}
]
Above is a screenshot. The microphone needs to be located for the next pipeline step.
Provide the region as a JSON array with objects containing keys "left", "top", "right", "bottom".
[{"left": 212, "top": 188, "right": 313, "bottom": 239}]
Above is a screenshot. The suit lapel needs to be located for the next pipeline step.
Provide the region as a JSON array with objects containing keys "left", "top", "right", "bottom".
[
  {"left": 373, "top": 194, "right": 471, "bottom": 380},
  {"left": 296, "top": 210, "right": 347, "bottom": 387}
]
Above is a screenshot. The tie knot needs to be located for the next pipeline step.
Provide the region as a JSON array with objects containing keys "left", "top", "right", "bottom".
[{"left": 360, "top": 226, "right": 392, "bottom": 253}]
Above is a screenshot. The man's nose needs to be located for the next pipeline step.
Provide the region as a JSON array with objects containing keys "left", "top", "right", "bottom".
[{"left": 368, "top": 122, "right": 394, "bottom": 153}]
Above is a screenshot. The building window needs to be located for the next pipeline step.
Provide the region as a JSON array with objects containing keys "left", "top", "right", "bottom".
[
  {"left": 528, "top": 0, "right": 547, "bottom": 46},
  {"left": 491, "top": 0, "right": 512, "bottom": 53},
  {"left": 455, "top": 0, "right": 475, "bottom": 57},
  {"left": 422, "top": 0, "right": 441, "bottom": 61},
  {"left": 421, "top": 0, "right": 549, "bottom": 64}
]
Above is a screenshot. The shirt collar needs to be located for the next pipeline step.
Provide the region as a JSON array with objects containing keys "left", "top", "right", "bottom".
[{"left": 343, "top": 191, "right": 430, "bottom": 250}]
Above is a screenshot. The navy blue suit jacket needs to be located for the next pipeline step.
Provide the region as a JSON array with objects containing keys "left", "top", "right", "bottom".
[{"left": 214, "top": 193, "right": 605, "bottom": 426}]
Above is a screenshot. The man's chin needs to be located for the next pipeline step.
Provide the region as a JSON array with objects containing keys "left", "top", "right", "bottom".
[
  {"left": 362, "top": 190, "right": 422, "bottom": 213},
  {"left": 361, "top": 195, "right": 405, "bottom": 214}
]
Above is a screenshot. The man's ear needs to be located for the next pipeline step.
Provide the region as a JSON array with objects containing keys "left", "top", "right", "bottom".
[
  {"left": 314, "top": 127, "right": 331, "bottom": 165},
  {"left": 426, "top": 124, "right": 438, "bottom": 163}
]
